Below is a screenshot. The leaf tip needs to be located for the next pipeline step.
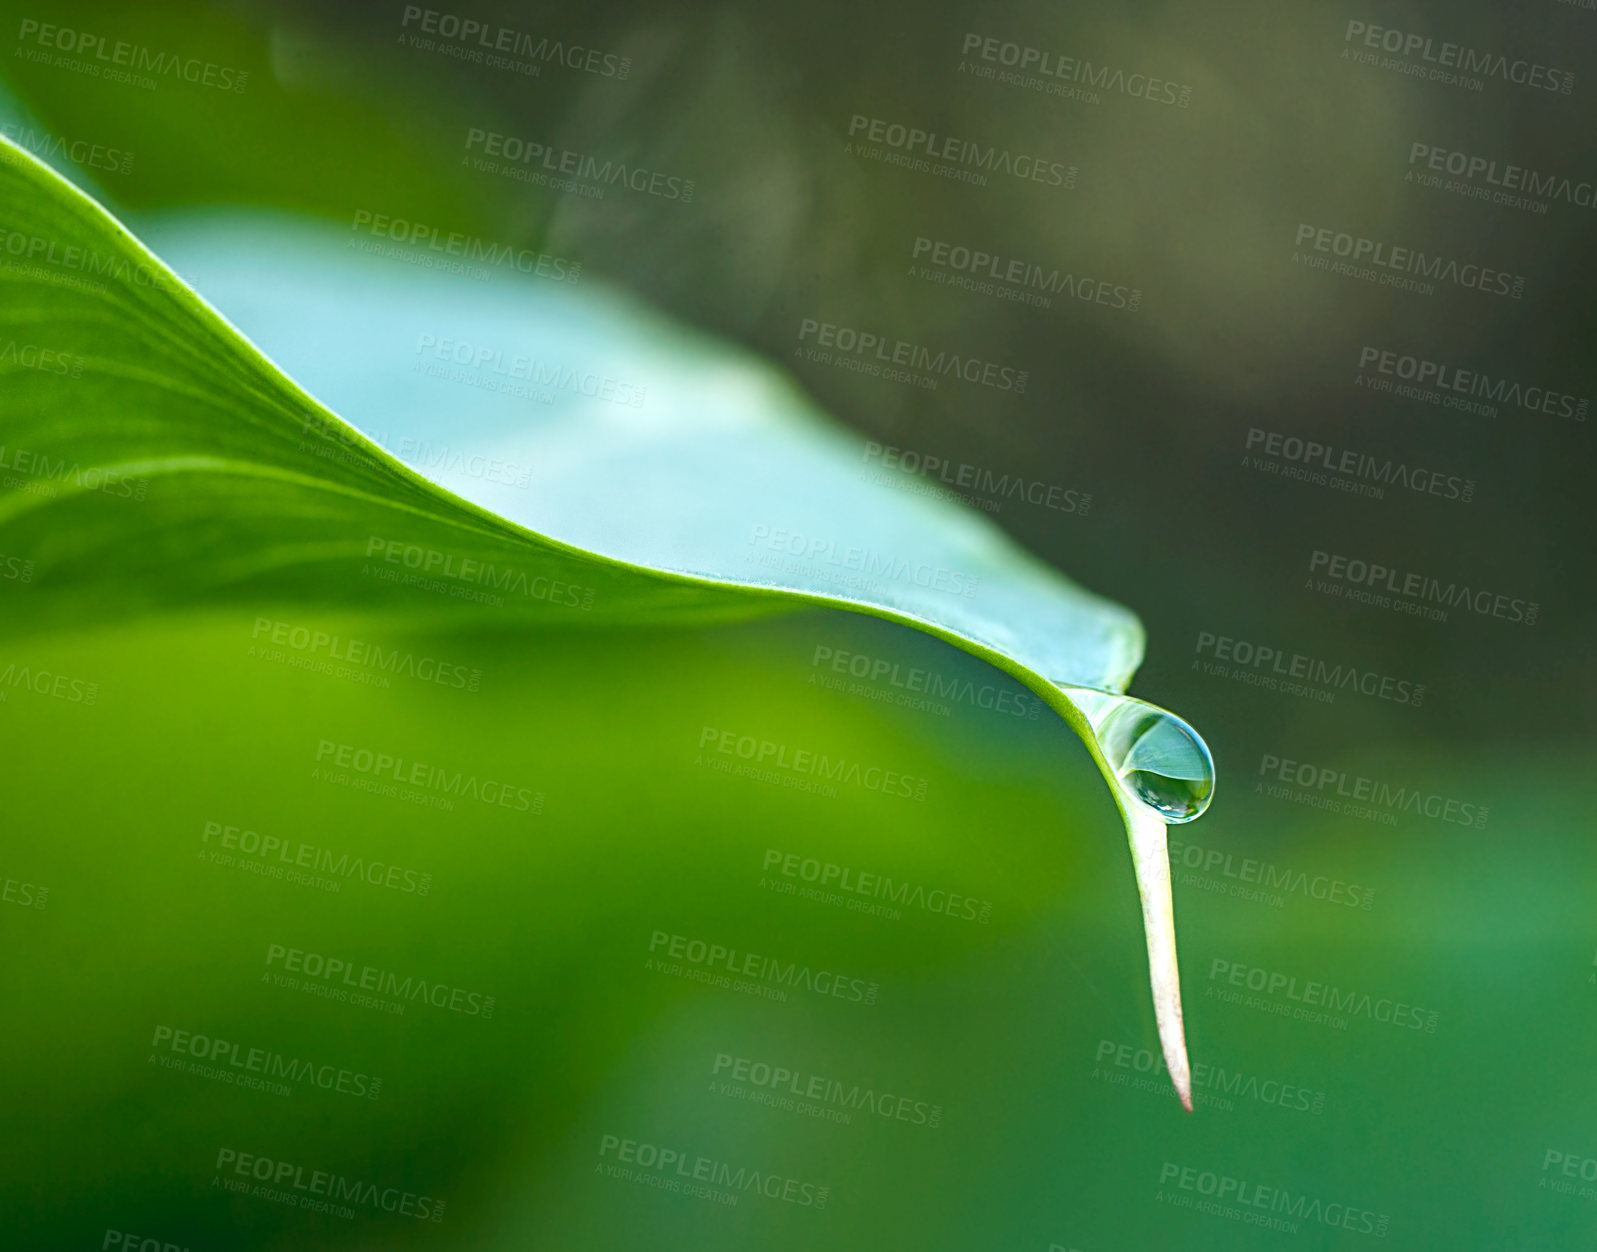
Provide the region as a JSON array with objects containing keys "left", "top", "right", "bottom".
[{"left": 1126, "top": 803, "right": 1195, "bottom": 1113}]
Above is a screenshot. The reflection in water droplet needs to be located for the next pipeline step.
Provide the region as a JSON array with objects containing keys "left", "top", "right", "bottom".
[{"left": 1062, "top": 691, "right": 1215, "bottom": 823}]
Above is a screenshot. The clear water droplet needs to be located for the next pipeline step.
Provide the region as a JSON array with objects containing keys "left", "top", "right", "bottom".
[{"left": 1062, "top": 691, "right": 1215, "bottom": 823}]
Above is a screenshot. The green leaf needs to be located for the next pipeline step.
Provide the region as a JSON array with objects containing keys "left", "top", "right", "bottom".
[{"left": 0, "top": 133, "right": 1204, "bottom": 1109}]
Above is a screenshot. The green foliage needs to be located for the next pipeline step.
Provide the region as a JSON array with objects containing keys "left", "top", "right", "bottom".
[{"left": 0, "top": 135, "right": 1200, "bottom": 1245}]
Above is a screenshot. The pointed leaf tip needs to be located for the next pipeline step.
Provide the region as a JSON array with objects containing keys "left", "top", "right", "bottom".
[{"left": 1126, "top": 803, "right": 1193, "bottom": 1112}]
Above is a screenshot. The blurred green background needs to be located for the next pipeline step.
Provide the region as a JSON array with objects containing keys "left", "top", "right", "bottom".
[{"left": 1, "top": 0, "right": 1594, "bottom": 1248}]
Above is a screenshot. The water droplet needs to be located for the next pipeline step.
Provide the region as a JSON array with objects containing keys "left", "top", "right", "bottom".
[{"left": 1062, "top": 691, "right": 1215, "bottom": 823}]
